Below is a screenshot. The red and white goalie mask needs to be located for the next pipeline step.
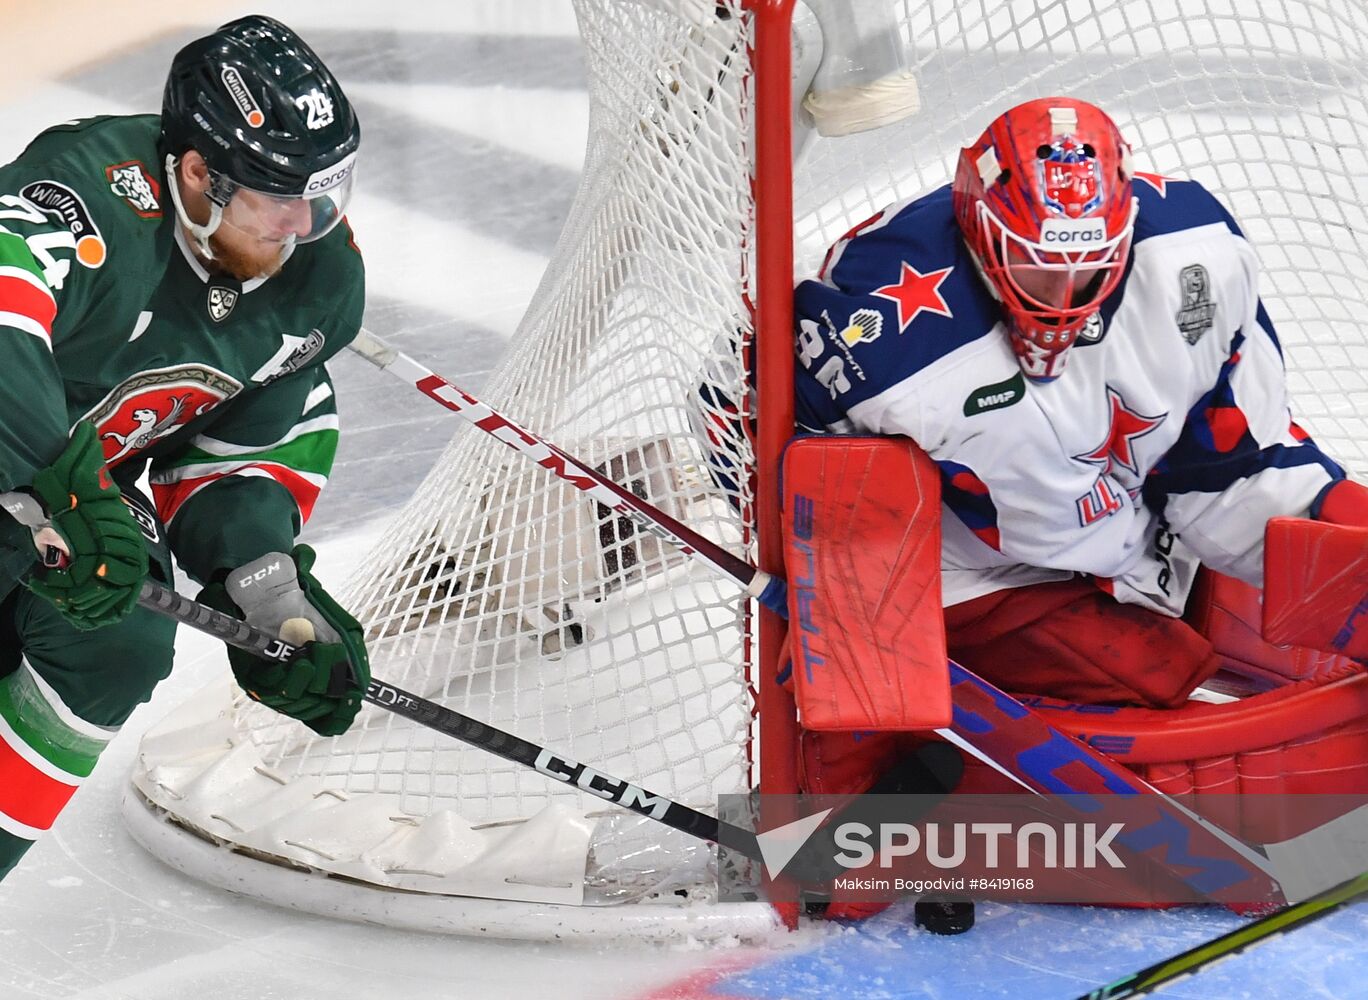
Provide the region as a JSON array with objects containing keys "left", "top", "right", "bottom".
[{"left": 952, "top": 98, "right": 1138, "bottom": 381}]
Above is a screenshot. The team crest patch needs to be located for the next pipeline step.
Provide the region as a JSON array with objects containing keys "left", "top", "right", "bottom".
[
  {"left": 83, "top": 365, "right": 242, "bottom": 465},
  {"left": 208, "top": 286, "right": 239, "bottom": 322},
  {"left": 1037, "top": 135, "right": 1104, "bottom": 218},
  {"left": 19, "top": 180, "right": 106, "bottom": 269},
  {"left": 1176, "top": 264, "right": 1216, "bottom": 345},
  {"left": 105, "top": 160, "right": 161, "bottom": 218}
]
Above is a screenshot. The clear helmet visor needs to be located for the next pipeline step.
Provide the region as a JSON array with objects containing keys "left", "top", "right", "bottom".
[{"left": 214, "top": 152, "right": 357, "bottom": 246}]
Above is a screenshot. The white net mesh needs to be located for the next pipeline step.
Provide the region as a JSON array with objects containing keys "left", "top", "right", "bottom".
[{"left": 130, "top": 0, "right": 1368, "bottom": 928}]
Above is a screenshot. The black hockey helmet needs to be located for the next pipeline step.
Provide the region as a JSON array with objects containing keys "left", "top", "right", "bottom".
[{"left": 161, "top": 15, "right": 359, "bottom": 235}]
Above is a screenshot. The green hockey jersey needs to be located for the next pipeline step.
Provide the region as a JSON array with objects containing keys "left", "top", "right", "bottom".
[{"left": 0, "top": 114, "right": 365, "bottom": 584}]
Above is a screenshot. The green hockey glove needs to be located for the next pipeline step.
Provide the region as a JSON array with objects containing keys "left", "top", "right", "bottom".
[
  {"left": 198, "top": 545, "right": 369, "bottom": 736},
  {"left": 24, "top": 421, "right": 148, "bottom": 630}
]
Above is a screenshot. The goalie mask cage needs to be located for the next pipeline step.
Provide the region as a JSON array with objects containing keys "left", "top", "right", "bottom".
[{"left": 125, "top": 0, "right": 1368, "bottom": 940}]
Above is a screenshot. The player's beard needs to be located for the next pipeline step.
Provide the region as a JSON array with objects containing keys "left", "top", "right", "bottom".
[{"left": 204, "top": 231, "right": 290, "bottom": 282}]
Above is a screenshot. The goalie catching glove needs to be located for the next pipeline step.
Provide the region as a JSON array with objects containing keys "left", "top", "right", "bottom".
[
  {"left": 198, "top": 545, "right": 369, "bottom": 736},
  {"left": 23, "top": 421, "right": 149, "bottom": 630}
]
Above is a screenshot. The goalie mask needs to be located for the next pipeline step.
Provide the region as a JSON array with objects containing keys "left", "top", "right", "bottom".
[
  {"left": 160, "top": 15, "right": 360, "bottom": 257},
  {"left": 952, "top": 97, "right": 1137, "bottom": 381}
]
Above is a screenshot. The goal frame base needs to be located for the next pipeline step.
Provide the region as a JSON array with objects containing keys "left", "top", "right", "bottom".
[{"left": 120, "top": 784, "right": 783, "bottom": 944}]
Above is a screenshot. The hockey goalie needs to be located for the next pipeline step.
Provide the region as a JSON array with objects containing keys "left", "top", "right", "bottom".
[{"left": 773, "top": 95, "right": 1368, "bottom": 918}]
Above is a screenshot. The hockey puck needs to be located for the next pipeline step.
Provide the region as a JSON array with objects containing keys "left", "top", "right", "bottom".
[{"left": 914, "top": 897, "right": 975, "bottom": 935}]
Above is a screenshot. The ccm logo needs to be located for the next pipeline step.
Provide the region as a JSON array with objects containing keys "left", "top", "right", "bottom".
[{"left": 236, "top": 560, "right": 282, "bottom": 587}]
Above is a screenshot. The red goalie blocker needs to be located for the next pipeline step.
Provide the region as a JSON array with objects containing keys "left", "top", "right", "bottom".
[
  {"left": 1264, "top": 515, "right": 1368, "bottom": 657},
  {"left": 781, "top": 436, "right": 951, "bottom": 731}
]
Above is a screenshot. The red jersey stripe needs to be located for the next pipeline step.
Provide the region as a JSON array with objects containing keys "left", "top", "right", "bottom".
[
  {"left": 0, "top": 271, "right": 57, "bottom": 338},
  {"left": 152, "top": 463, "right": 323, "bottom": 525},
  {"left": 0, "top": 727, "right": 79, "bottom": 832}
]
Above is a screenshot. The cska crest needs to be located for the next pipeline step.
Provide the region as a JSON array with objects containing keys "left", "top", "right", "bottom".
[
  {"left": 208, "top": 286, "right": 239, "bottom": 322},
  {"left": 1038, "top": 136, "right": 1103, "bottom": 218}
]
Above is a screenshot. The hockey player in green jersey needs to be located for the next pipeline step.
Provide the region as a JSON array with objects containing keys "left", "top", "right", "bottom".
[{"left": 0, "top": 16, "right": 374, "bottom": 880}]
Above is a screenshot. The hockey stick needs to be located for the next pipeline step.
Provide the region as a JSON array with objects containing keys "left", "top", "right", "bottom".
[
  {"left": 139, "top": 574, "right": 962, "bottom": 889},
  {"left": 1074, "top": 870, "right": 1368, "bottom": 999},
  {"left": 346, "top": 328, "right": 1302, "bottom": 906},
  {"left": 0, "top": 490, "right": 956, "bottom": 888},
  {"left": 144, "top": 573, "right": 777, "bottom": 862},
  {"left": 345, "top": 328, "right": 787, "bottom": 616}
]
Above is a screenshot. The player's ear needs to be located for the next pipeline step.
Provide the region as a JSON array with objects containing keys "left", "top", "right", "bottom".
[{"left": 176, "top": 149, "right": 212, "bottom": 193}]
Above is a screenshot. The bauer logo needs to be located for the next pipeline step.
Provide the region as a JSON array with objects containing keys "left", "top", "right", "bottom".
[
  {"left": 1039, "top": 217, "right": 1107, "bottom": 245},
  {"left": 19, "top": 180, "right": 106, "bottom": 268},
  {"left": 222, "top": 67, "right": 265, "bottom": 128}
]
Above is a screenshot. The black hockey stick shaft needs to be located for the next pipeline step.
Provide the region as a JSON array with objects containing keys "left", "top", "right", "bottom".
[
  {"left": 136, "top": 577, "right": 767, "bottom": 862},
  {"left": 1075, "top": 870, "right": 1368, "bottom": 999},
  {"left": 346, "top": 328, "right": 788, "bottom": 614}
]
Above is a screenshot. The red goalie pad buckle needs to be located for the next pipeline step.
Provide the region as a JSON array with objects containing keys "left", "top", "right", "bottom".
[
  {"left": 1264, "top": 516, "right": 1368, "bottom": 656},
  {"left": 782, "top": 436, "right": 950, "bottom": 731}
]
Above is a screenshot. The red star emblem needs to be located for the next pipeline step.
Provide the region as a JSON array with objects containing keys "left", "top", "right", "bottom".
[
  {"left": 1133, "top": 172, "right": 1170, "bottom": 197},
  {"left": 1074, "top": 387, "right": 1166, "bottom": 478},
  {"left": 873, "top": 262, "right": 954, "bottom": 332}
]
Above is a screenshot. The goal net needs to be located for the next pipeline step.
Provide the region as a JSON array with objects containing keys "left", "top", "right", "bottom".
[{"left": 125, "top": 0, "right": 1368, "bottom": 939}]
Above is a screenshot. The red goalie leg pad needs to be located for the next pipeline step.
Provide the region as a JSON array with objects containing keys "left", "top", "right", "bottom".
[
  {"left": 1030, "top": 664, "right": 1368, "bottom": 841},
  {"left": 782, "top": 436, "right": 949, "bottom": 731},
  {"left": 1186, "top": 568, "right": 1351, "bottom": 687},
  {"left": 1264, "top": 516, "right": 1368, "bottom": 657}
]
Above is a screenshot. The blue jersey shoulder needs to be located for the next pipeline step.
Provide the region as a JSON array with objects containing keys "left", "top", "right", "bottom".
[
  {"left": 794, "top": 185, "right": 1000, "bottom": 427},
  {"left": 1131, "top": 174, "right": 1244, "bottom": 245}
]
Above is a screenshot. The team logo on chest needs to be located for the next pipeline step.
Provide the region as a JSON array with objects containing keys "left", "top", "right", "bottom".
[
  {"left": 83, "top": 365, "right": 242, "bottom": 465},
  {"left": 208, "top": 286, "right": 239, "bottom": 322},
  {"left": 1074, "top": 386, "right": 1167, "bottom": 478},
  {"left": 1176, "top": 264, "right": 1216, "bottom": 345},
  {"left": 1072, "top": 386, "right": 1167, "bottom": 526}
]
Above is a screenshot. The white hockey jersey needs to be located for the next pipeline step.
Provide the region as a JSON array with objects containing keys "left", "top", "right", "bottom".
[{"left": 793, "top": 176, "right": 1344, "bottom": 615}]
